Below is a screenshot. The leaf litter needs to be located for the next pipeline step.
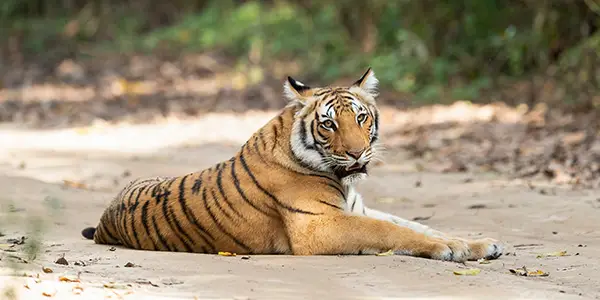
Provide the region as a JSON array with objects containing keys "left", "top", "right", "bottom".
[
  {"left": 453, "top": 268, "right": 481, "bottom": 276},
  {"left": 509, "top": 266, "right": 550, "bottom": 277},
  {"left": 536, "top": 250, "right": 568, "bottom": 258}
]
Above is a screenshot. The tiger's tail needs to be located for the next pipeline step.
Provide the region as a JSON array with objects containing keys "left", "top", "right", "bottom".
[{"left": 81, "top": 227, "right": 96, "bottom": 240}]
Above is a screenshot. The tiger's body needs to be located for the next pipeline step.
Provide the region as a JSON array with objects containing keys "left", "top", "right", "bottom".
[{"left": 81, "top": 69, "right": 504, "bottom": 261}]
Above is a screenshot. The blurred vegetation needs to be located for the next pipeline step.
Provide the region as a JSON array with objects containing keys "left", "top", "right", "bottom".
[{"left": 1, "top": 0, "right": 599, "bottom": 108}]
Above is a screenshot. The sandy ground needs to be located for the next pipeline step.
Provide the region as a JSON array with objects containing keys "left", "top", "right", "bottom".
[{"left": 0, "top": 111, "right": 599, "bottom": 300}]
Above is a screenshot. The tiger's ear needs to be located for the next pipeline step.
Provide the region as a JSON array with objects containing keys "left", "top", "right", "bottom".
[
  {"left": 283, "top": 76, "right": 314, "bottom": 104},
  {"left": 351, "top": 67, "right": 379, "bottom": 97}
]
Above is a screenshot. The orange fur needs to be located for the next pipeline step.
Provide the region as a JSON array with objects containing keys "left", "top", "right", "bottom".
[{"left": 81, "top": 68, "right": 504, "bottom": 261}]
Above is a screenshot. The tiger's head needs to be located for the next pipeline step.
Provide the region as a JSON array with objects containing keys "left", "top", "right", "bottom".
[{"left": 285, "top": 68, "right": 381, "bottom": 184}]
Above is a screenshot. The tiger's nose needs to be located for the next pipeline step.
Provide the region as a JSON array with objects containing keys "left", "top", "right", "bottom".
[{"left": 346, "top": 149, "right": 365, "bottom": 159}]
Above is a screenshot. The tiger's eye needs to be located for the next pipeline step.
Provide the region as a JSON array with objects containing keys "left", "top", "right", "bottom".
[
  {"left": 322, "top": 120, "right": 334, "bottom": 128},
  {"left": 357, "top": 114, "right": 367, "bottom": 123}
]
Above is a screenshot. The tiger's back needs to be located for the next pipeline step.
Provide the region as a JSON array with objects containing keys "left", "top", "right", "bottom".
[{"left": 82, "top": 105, "right": 346, "bottom": 254}]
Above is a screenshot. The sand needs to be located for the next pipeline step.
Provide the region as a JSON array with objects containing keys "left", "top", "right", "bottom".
[{"left": 0, "top": 111, "right": 598, "bottom": 300}]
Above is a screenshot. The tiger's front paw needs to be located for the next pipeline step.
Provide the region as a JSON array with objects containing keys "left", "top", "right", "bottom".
[
  {"left": 429, "top": 239, "right": 471, "bottom": 262},
  {"left": 467, "top": 237, "right": 504, "bottom": 261}
]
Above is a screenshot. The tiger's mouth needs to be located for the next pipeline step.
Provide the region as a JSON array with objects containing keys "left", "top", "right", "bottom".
[{"left": 334, "top": 163, "right": 368, "bottom": 179}]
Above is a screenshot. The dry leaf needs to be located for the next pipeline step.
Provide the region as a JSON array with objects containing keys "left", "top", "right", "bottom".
[
  {"left": 477, "top": 258, "right": 491, "bottom": 264},
  {"left": 59, "top": 275, "right": 80, "bottom": 283},
  {"left": 62, "top": 180, "right": 87, "bottom": 190},
  {"left": 72, "top": 285, "right": 84, "bottom": 295},
  {"left": 509, "top": 266, "right": 549, "bottom": 277},
  {"left": 24, "top": 278, "right": 40, "bottom": 289},
  {"left": 536, "top": 250, "right": 567, "bottom": 258},
  {"left": 42, "top": 267, "right": 53, "bottom": 273},
  {"left": 103, "top": 282, "right": 130, "bottom": 289},
  {"left": 41, "top": 282, "right": 58, "bottom": 297},
  {"left": 453, "top": 268, "right": 481, "bottom": 275},
  {"left": 218, "top": 251, "right": 236, "bottom": 257},
  {"left": 375, "top": 197, "right": 396, "bottom": 204},
  {"left": 376, "top": 250, "right": 394, "bottom": 256}
]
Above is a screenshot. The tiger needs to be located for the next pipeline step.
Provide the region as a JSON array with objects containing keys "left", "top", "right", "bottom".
[{"left": 81, "top": 68, "right": 504, "bottom": 261}]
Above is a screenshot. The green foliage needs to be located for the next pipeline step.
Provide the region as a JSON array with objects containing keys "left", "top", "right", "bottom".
[{"left": 1, "top": 0, "right": 599, "bottom": 104}]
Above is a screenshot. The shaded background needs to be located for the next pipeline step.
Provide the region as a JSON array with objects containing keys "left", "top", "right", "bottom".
[{"left": 1, "top": 0, "right": 599, "bottom": 187}]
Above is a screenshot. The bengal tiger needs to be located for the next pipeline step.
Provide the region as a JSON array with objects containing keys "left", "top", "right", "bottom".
[{"left": 81, "top": 68, "right": 504, "bottom": 261}]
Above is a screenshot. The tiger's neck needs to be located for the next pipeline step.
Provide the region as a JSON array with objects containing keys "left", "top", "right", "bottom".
[{"left": 251, "top": 105, "right": 335, "bottom": 177}]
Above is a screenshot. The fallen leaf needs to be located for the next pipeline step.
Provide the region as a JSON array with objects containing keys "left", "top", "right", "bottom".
[
  {"left": 509, "top": 266, "right": 549, "bottom": 277},
  {"left": 59, "top": 275, "right": 80, "bottom": 283},
  {"left": 375, "top": 197, "right": 396, "bottom": 204},
  {"left": 536, "top": 250, "right": 568, "bottom": 258},
  {"left": 376, "top": 250, "right": 394, "bottom": 256},
  {"left": 72, "top": 285, "right": 84, "bottom": 295},
  {"left": 477, "top": 258, "right": 491, "bottom": 264},
  {"left": 453, "top": 268, "right": 481, "bottom": 275},
  {"left": 24, "top": 278, "right": 40, "bottom": 289},
  {"left": 62, "top": 180, "right": 87, "bottom": 190},
  {"left": 218, "top": 251, "right": 236, "bottom": 257},
  {"left": 103, "top": 282, "right": 131, "bottom": 289},
  {"left": 0, "top": 243, "right": 15, "bottom": 251},
  {"left": 41, "top": 282, "right": 58, "bottom": 297},
  {"left": 42, "top": 267, "right": 53, "bottom": 273}
]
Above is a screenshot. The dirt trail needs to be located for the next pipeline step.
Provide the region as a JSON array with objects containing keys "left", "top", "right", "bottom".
[{"left": 0, "top": 112, "right": 599, "bottom": 299}]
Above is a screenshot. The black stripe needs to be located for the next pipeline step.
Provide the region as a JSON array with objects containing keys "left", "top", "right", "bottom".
[
  {"left": 99, "top": 222, "right": 119, "bottom": 244},
  {"left": 102, "top": 221, "right": 120, "bottom": 243},
  {"left": 168, "top": 205, "right": 195, "bottom": 252},
  {"left": 152, "top": 215, "right": 173, "bottom": 251},
  {"left": 128, "top": 185, "right": 146, "bottom": 248},
  {"left": 103, "top": 209, "right": 120, "bottom": 243},
  {"left": 272, "top": 123, "right": 280, "bottom": 149},
  {"left": 351, "top": 195, "right": 358, "bottom": 211},
  {"left": 151, "top": 181, "right": 161, "bottom": 197},
  {"left": 239, "top": 151, "right": 321, "bottom": 215},
  {"left": 216, "top": 162, "right": 245, "bottom": 219},
  {"left": 371, "top": 108, "right": 379, "bottom": 143},
  {"left": 314, "top": 89, "right": 331, "bottom": 97},
  {"left": 318, "top": 200, "right": 343, "bottom": 210},
  {"left": 231, "top": 158, "right": 278, "bottom": 217},
  {"left": 210, "top": 187, "right": 233, "bottom": 220},
  {"left": 161, "top": 182, "right": 193, "bottom": 252},
  {"left": 324, "top": 97, "right": 336, "bottom": 108},
  {"left": 327, "top": 182, "right": 345, "bottom": 198},
  {"left": 177, "top": 174, "right": 215, "bottom": 250},
  {"left": 120, "top": 187, "right": 138, "bottom": 248},
  {"left": 203, "top": 188, "right": 252, "bottom": 252},
  {"left": 299, "top": 119, "right": 316, "bottom": 150},
  {"left": 140, "top": 201, "right": 158, "bottom": 250},
  {"left": 257, "top": 130, "right": 268, "bottom": 150}
]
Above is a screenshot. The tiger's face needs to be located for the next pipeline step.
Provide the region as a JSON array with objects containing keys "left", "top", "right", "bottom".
[{"left": 285, "top": 68, "right": 381, "bottom": 181}]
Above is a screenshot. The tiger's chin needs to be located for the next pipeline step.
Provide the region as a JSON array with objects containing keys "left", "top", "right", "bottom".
[{"left": 334, "top": 164, "right": 369, "bottom": 186}]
